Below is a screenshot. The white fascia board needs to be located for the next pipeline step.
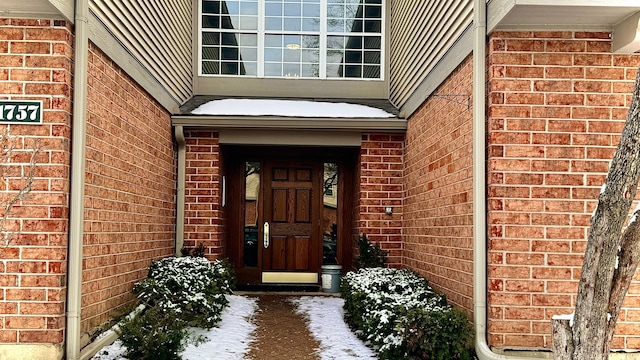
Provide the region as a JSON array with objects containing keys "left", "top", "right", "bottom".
[{"left": 0, "top": 0, "right": 73, "bottom": 22}]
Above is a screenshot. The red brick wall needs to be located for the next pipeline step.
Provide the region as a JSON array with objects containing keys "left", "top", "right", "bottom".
[
  {"left": 183, "top": 130, "right": 225, "bottom": 259},
  {"left": 487, "top": 31, "right": 640, "bottom": 350},
  {"left": 402, "top": 56, "right": 474, "bottom": 313},
  {"left": 356, "top": 134, "right": 404, "bottom": 267},
  {"left": 81, "top": 43, "right": 176, "bottom": 335},
  {"left": 0, "top": 18, "right": 73, "bottom": 345}
]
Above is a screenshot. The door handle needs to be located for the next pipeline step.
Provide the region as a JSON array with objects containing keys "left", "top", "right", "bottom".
[{"left": 263, "top": 222, "right": 269, "bottom": 248}]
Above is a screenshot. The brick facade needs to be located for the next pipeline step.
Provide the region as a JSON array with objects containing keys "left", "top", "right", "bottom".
[
  {"left": 487, "top": 31, "right": 640, "bottom": 350},
  {"left": 81, "top": 43, "right": 176, "bottom": 337},
  {"left": 183, "top": 130, "right": 225, "bottom": 259},
  {"left": 356, "top": 134, "right": 404, "bottom": 267},
  {"left": 403, "top": 56, "right": 475, "bottom": 313},
  {"left": 0, "top": 19, "right": 73, "bottom": 347}
]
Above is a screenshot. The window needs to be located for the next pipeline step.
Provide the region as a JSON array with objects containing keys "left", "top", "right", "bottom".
[{"left": 200, "top": 0, "right": 383, "bottom": 79}]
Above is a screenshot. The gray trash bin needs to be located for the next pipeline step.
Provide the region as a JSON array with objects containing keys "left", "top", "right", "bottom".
[{"left": 321, "top": 265, "right": 342, "bottom": 293}]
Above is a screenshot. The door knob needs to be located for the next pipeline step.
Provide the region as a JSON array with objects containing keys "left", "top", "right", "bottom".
[{"left": 263, "top": 222, "right": 269, "bottom": 248}]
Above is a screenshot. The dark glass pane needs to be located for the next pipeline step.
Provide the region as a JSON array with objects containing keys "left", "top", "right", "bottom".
[
  {"left": 221, "top": 61, "right": 239, "bottom": 74},
  {"left": 366, "top": 0, "right": 382, "bottom": 4},
  {"left": 202, "top": 1, "right": 221, "bottom": 14},
  {"left": 222, "top": 32, "right": 239, "bottom": 46},
  {"left": 243, "top": 162, "right": 260, "bottom": 268},
  {"left": 363, "top": 65, "right": 380, "bottom": 78},
  {"left": 365, "top": 5, "right": 381, "bottom": 18},
  {"left": 364, "top": 19, "right": 381, "bottom": 32},
  {"left": 202, "top": 15, "right": 220, "bottom": 28},
  {"left": 364, "top": 50, "right": 379, "bottom": 64},
  {"left": 221, "top": 47, "right": 239, "bottom": 60},
  {"left": 363, "top": 36, "right": 380, "bottom": 49},
  {"left": 344, "top": 50, "right": 361, "bottom": 63},
  {"left": 345, "top": 64, "right": 361, "bottom": 77},
  {"left": 202, "top": 32, "right": 220, "bottom": 45},
  {"left": 202, "top": 47, "right": 220, "bottom": 60},
  {"left": 322, "top": 163, "right": 338, "bottom": 265},
  {"left": 202, "top": 61, "right": 220, "bottom": 74}
]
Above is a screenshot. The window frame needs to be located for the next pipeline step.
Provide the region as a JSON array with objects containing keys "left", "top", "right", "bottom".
[{"left": 197, "top": 0, "right": 385, "bottom": 81}]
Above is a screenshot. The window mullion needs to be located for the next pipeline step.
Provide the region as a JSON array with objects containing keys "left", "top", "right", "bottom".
[
  {"left": 258, "top": 0, "right": 265, "bottom": 77},
  {"left": 319, "top": 0, "right": 327, "bottom": 79}
]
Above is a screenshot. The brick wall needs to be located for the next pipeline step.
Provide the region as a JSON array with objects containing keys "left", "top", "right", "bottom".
[
  {"left": 81, "top": 43, "right": 176, "bottom": 337},
  {"left": 487, "top": 31, "right": 640, "bottom": 350},
  {"left": 402, "top": 56, "right": 474, "bottom": 313},
  {"left": 356, "top": 134, "right": 404, "bottom": 267},
  {"left": 0, "top": 18, "right": 73, "bottom": 347},
  {"left": 183, "top": 130, "right": 225, "bottom": 259}
]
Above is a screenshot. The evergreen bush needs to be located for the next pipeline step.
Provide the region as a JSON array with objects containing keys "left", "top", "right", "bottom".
[
  {"left": 117, "top": 306, "right": 204, "bottom": 360},
  {"left": 354, "top": 234, "right": 387, "bottom": 268},
  {"left": 341, "top": 267, "right": 474, "bottom": 359}
]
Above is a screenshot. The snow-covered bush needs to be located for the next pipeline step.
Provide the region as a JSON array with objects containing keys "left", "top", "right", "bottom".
[
  {"left": 341, "top": 267, "right": 474, "bottom": 359},
  {"left": 117, "top": 306, "right": 204, "bottom": 360},
  {"left": 133, "top": 256, "right": 235, "bottom": 328}
]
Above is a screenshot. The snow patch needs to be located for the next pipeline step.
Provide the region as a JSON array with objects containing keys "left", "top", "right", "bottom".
[
  {"left": 552, "top": 312, "right": 575, "bottom": 327},
  {"left": 191, "top": 99, "right": 396, "bottom": 118},
  {"left": 291, "top": 296, "right": 377, "bottom": 360}
]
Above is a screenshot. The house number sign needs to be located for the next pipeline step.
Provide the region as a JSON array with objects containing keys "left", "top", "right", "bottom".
[{"left": 0, "top": 100, "right": 43, "bottom": 124}]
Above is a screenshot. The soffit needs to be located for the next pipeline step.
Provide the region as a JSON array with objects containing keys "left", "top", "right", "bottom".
[
  {"left": 0, "top": 0, "right": 74, "bottom": 22},
  {"left": 173, "top": 96, "right": 405, "bottom": 133},
  {"left": 487, "top": 0, "right": 640, "bottom": 31}
]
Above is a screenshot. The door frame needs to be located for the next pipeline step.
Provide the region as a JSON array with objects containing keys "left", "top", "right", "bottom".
[{"left": 223, "top": 145, "right": 356, "bottom": 285}]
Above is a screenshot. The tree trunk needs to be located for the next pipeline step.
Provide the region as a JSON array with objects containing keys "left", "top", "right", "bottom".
[{"left": 552, "top": 66, "right": 640, "bottom": 359}]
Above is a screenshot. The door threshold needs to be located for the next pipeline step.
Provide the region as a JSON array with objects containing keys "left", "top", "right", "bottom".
[{"left": 235, "top": 283, "right": 321, "bottom": 293}]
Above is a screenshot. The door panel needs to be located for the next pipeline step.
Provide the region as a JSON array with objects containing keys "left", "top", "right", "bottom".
[{"left": 262, "top": 160, "right": 321, "bottom": 278}]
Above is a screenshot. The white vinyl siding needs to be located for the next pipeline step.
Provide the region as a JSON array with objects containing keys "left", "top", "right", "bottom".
[
  {"left": 91, "top": 0, "right": 192, "bottom": 104},
  {"left": 390, "top": 0, "right": 472, "bottom": 107}
]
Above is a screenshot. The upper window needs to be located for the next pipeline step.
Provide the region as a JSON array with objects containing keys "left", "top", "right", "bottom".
[{"left": 200, "top": 0, "right": 383, "bottom": 80}]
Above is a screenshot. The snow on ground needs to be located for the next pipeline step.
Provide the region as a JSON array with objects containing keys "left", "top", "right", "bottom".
[
  {"left": 90, "top": 295, "right": 258, "bottom": 360},
  {"left": 191, "top": 98, "right": 395, "bottom": 118},
  {"left": 91, "top": 294, "right": 376, "bottom": 360},
  {"left": 291, "top": 296, "right": 377, "bottom": 360}
]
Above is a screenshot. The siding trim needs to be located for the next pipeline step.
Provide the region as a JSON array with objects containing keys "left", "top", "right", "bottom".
[
  {"left": 87, "top": 10, "right": 182, "bottom": 113},
  {"left": 398, "top": 23, "right": 473, "bottom": 118}
]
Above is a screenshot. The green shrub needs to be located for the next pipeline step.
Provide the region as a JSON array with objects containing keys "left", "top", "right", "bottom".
[
  {"left": 133, "top": 256, "right": 234, "bottom": 329},
  {"left": 341, "top": 267, "right": 474, "bottom": 359},
  {"left": 354, "top": 234, "right": 387, "bottom": 268},
  {"left": 117, "top": 306, "right": 204, "bottom": 360}
]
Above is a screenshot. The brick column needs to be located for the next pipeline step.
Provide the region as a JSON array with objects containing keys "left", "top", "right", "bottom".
[
  {"left": 356, "top": 133, "right": 404, "bottom": 267},
  {"left": 0, "top": 19, "right": 73, "bottom": 355}
]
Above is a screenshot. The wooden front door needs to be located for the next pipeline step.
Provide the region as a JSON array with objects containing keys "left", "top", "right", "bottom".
[
  {"left": 224, "top": 146, "right": 356, "bottom": 286},
  {"left": 261, "top": 160, "right": 322, "bottom": 283}
]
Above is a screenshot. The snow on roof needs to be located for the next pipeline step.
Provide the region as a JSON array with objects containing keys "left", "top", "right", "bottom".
[{"left": 190, "top": 98, "right": 396, "bottom": 118}]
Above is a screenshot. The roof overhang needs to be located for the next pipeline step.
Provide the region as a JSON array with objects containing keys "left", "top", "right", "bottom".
[
  {"left": 172, "top": 96, "right": 406, "bottom": 133},
  {"left": 0, "top": 0, "right": 74, "bottom": 23},
  {"left": 487, "top": 0, "right": 640, "bottom": 53},
  {"left": 172, "top": 115, "right": 407, "bottom": 133}
]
